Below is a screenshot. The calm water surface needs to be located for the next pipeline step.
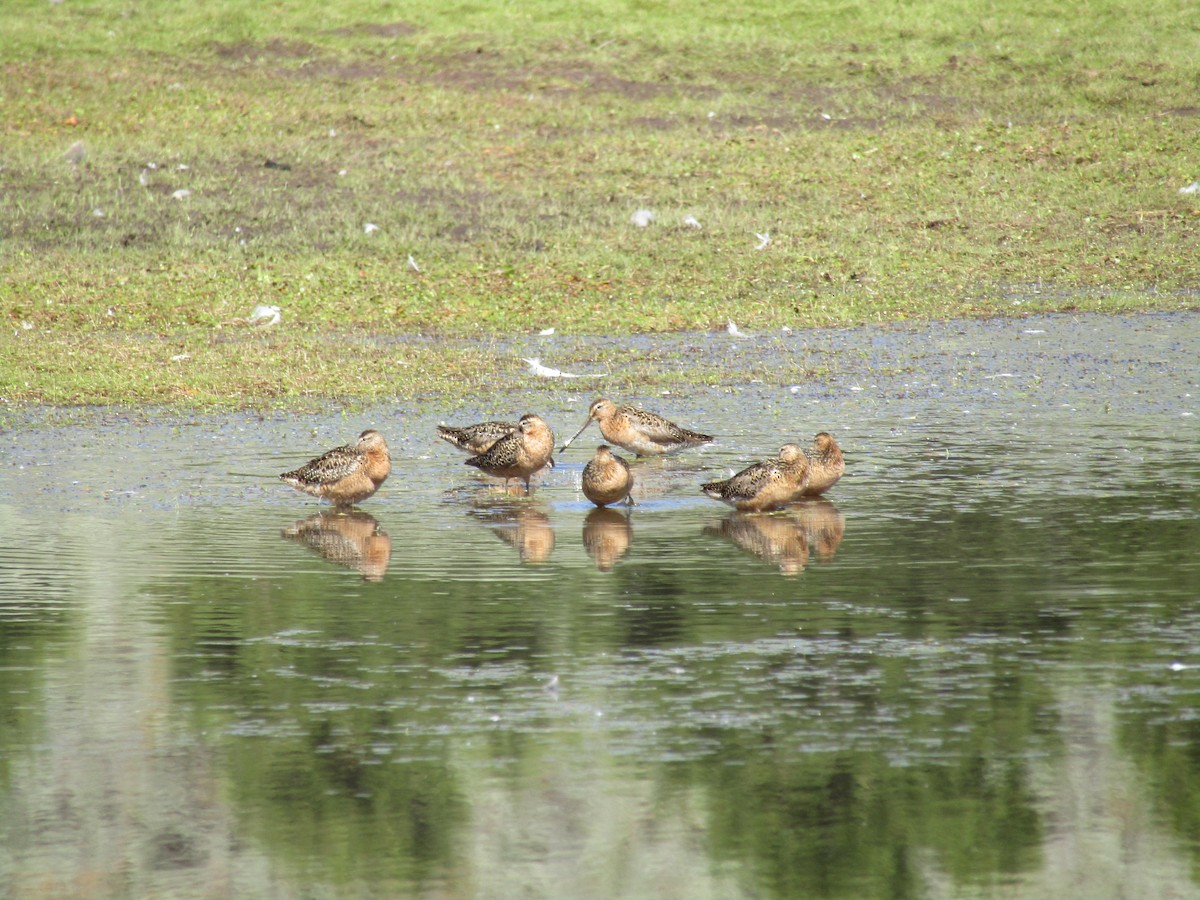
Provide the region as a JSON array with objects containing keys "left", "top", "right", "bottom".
[{"left": 2, "top": 314, "right": 1199, "bottom": 899}]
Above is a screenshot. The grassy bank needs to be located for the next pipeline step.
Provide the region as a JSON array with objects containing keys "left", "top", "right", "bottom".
[{"left": 2, "top": 0, "right": 1199, "bottom": 405}]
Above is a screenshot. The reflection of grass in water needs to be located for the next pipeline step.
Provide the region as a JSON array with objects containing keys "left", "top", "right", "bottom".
[{"left": 1, "top": 0, "right": 1197, "bottom": 409}]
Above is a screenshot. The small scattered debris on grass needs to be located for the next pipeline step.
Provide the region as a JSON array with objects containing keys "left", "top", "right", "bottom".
[
  {"left": 248, "top": 304, "right": 282, "bottom": 327},
  {"left": 630, "top": 209, "right": 655, "bottom": 227},
  {"left": 364, "top": 222, "right": 380, "bottom": 234},
  {"left": 1180, "top": 181, "right": 1200, "bottom": 195},
  {"left": 727, "top": 320, "right": 749, "bottom": 339},
  {"left": 754, "top": 231, "right": 771, "bottom": 250},
  {"left": 522, "top": 357, "right": 578, "bottom": 378},
  {"left": 683, "top": 214, "right": 702, "bottom": 229}
]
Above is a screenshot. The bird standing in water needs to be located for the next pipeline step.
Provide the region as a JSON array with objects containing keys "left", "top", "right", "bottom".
[
  {"left": 561, "top": 398, "right": 713, "bottom": 457},
  {"left": 280, "top": 430, "right": 391, "bottom": 507},
  {"left": 581, "top": 444, "right": 634, "bottom": 507},
  {"left": 799, "top": 432, "right": 845, "bottom": 497},
  {"left": 465, "top": 413, "right": 556, "bottom": 491},
  {"left": 701, "top": 444, "right": 810, "bottom": 512}
]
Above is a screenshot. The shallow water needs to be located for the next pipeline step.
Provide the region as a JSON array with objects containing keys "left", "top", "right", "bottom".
[{"left": 2, "top": 312, "right": 1199, "bottom": 898}]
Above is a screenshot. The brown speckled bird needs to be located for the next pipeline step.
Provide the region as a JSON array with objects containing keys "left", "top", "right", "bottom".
[
  {"left": 280, "top": 430, "right": 391, "bottom": 507},
  {"left": 561, "top": 398, "right": 713, "bottom": 457},
  {"left": 800, "top": 432, "right": 845, "bottom": 497},
  {"left": 465, "top": 413, "right": 555, "bottom": 490},
  {"left": 701, "top": 444, "right": 810, "bottom": 513},
  {"left": 581, "top": 444, "right": 634, "bottom": 507},
  {"left": 436, "top": 420, "right": 517, "bottom": 455}
]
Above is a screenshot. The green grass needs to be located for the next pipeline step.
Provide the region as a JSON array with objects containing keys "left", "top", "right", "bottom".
[{"left": 2, "top": 0, "right": 1199, "bottom": 405}]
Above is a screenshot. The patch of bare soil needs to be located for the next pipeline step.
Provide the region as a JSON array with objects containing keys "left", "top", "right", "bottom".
[
  {"left": 210, "top": 38, "right": 320, "bottom": 61},
  {"left": 199, "top": 36, "right": 961, "bottom": 130},
  {"left": 324, "top": 21, "right": 420, "bottom": 39}
]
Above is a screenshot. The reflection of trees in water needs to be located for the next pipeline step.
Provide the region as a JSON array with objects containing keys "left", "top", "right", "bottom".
[
  {"left": 653, "top": 650, "right": 1053, "bottom": 897},
  {"left": 705, "top": 500, "right": 844, "bottom": 575},
  {"left": 688, "top": 747, "right": 1043, "bottom": 896},
  {"left": 281, "top": 510, "right": 392, "bottom": 581},
  {"left": 582, "top": 507, "right": 632, "bottom": 572},
  {"left": 615, "top": 570, "right": 689, "bottom": 647},
  {"left": 1117, "top": 661, "right": 1200, "bottom": 879},
  {"left": 0, "top": 525, "right": 270, "bottom": 897},
  {"left": 224, "top": 716, "right": 467, "bottom": 890}
]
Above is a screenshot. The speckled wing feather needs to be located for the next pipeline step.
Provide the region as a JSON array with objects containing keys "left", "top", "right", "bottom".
[
  {"left": 623, "top": 406, "right": 712, "bottom": 446},
  {"left": 703, "top": 459, "right": 785, "bottom": 501},
  {"left": 437, "top": 421, "right": 517, "bottom": 454},
  {"left": 465, "top": 429, "right": 521, "bottom": 470},
  {"left": 284, "top": 444, "right": 364, "bottom": 486}
]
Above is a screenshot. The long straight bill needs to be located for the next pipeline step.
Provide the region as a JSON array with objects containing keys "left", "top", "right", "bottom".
[{"left": 559, "top": 418, "right": 593, "bottom": 453}]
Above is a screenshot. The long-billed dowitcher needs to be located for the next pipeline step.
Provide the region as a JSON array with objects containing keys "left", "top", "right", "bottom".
[
  {"left": 581, "top": 444, "right": 634, "bottom": 507},
  {"left": 561, "top": 398, "right": 713, "bottom": 457},
  {"left": 700, "top": 444, "right": 810, "bottom": 512},
  {"left": 436, "top": 420, "right": 517, "bottom": 455},
  {"left": 465, "top": 413, "right": 555, "bottom": 490},
  {"left": 800, "top": 431, "right": 845, "bottom": 496},
  {"left": 280, "top": 429, "right": 391, "bottom": 507}
]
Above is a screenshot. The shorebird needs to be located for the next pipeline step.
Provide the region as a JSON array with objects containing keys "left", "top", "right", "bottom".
[
  {"left": 465, "top": 413, "right": 555, "bottom": 490},
  {"left": 279, "top": 430, "right": 391, "bottom": 507},
  {"left": 561, "top": 398, "right": 713, "bottom": 457},
  {"left": 800, "top": 432, "right": 845, "bottom": 496},
  {"left": 436, "top": 420, "right": 516, "bottom": 455},
  {"left": 581, "top": 445, "right": 634, "bottom": 507},
  {"left": 701, "top": 444, "right": 810, "bottom": 513}
]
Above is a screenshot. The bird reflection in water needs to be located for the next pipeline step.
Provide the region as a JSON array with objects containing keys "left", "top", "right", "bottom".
[
  {"left": 706, "top": 500, "right": 844, "bottom": 575},
  {"left": 582, "top": 507, "right": 633, "bottom": 571},
  {"left": 791, "top": 498, "right": 845, "bottom": 561},
  {"left": 469, "top": 499, "right": 555, "bottom": 564},
  {"left": 281, "top": 510, "right": 392, "bottom": 581}
]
